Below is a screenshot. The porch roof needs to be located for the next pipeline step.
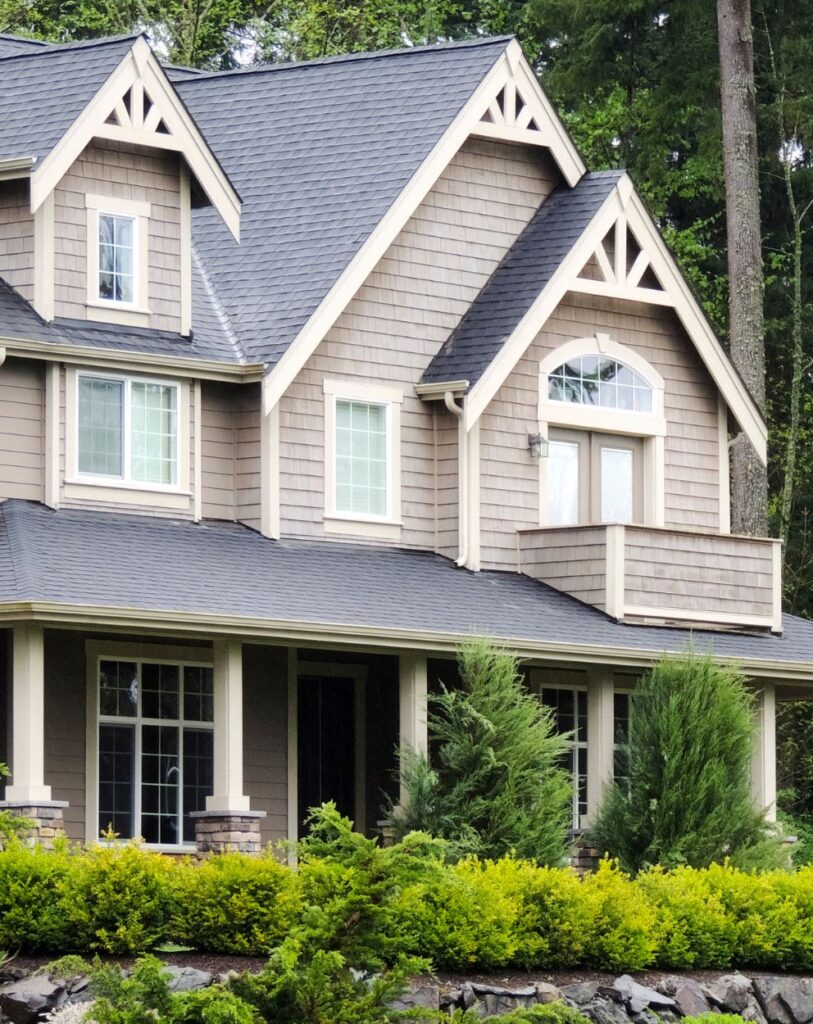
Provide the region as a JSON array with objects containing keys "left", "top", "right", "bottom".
[{"left": 1, "top": 499, "right": 812, "bottom": 676}]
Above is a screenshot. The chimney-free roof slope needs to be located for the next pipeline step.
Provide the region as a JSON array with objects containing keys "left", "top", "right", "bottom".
[{"left": 175, "top": 37, "right": 513, "bottom": 367}]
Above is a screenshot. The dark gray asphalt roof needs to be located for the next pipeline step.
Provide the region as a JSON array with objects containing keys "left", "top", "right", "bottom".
[
  {"left": 0, "top": 277, "right": 60, "bottom": 343},
  {"left": 0, "top": 35, "right": 138, "bottom": 163},
  {"left": 422, "top": 171, "right": 623, "bottom": 386},
  {"left": 0, "top": 34, "right": 47, "bottom": 58},
  {"left": 2, "top": 498, "right": 811, "bottom": 668},
  {"left": 175, "top": 37, "right": 511, "bottom": 367}
]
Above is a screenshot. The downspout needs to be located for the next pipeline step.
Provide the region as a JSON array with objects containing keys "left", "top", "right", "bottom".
[{"left": 444, "top": 391, "right": 468, "bottom": 568}]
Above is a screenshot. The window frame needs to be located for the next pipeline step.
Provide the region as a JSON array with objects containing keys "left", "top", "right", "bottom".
[
  {"left": 65, "top": 366, "right": 190, "bottom": 505},
  {"left": 323, "top": 379, "right": 403, "bottom": 540},
  {"left": 84, "top": 641, "right": 214, "bottom": 852},
  {"left": 533, "top": 678, "right": 589, "bottom": 831},
  {"left": 85, "top": 194, "right": 151, "bottom": 327}
]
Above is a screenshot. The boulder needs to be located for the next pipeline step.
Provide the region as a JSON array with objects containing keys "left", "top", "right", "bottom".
[
  {"left": 535, "top": 982, "right": 562, "bottom": 1005},
  {"left": 705, "top": 974, "right": 755, "bottom": 1014},
  {"left": 578, "top": 997, "right": 635, "bottom": 1024},
  {"left": 561, "top": 981, "right": 601, "bottom": 1005},
  {"left": 614, "top": 975, "right": 677, "bottom": 1015},
  {"left": 390, "top": 983, "right": 440, "bottom": 1012},
  {"left": 754, "top": 976, "right": 813, "bottom": 1024},
  {"left": 659, "top": 977, "right": 711, "bottom": 1017},
  {"left": 0, "top": 975, "right": 68, "bottom": 1024},
  {"left": 164, "top": 966, "right": 213, "bottom": 993}
]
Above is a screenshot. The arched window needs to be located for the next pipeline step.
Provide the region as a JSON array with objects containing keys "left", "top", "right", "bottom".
[{"left": 547, "top": 354, "right": 653, "bottom": 413}]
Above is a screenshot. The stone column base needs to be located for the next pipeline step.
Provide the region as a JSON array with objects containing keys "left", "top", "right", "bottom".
[
  {"left": 0, "top": 801, "right": 68, "bottom": 849},
  {"left": 570, "top": 837, "right": 601, "bottom": 875},
  {"left": 190, "top": 809, "right": 266, "bottom": 855}
]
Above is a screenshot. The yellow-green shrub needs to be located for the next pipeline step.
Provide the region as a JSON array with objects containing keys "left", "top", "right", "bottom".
[
  {"left": 580, "top": 860, "right": 658, "bottom": 971},
  {"left": 0, "top": 840, "right": 74, "bottom": 950},
  {"left": 175, "top": 851, "right": 301, "bottom": 954}
]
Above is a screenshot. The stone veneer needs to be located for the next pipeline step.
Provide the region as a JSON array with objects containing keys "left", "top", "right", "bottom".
[
  {"left": 0, "top": 800, "right": 68, "bottom": 849},
  {"left": 189, "top": 809, "right": 266, "bottom": 855}
]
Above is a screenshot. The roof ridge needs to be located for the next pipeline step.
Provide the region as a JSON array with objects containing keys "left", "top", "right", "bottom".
[
  {"left": 0, "top": 32, "right": 141, "bottom": 62},
  {"left": 177, "top": 34, "right": 513, "bottom": 83}
]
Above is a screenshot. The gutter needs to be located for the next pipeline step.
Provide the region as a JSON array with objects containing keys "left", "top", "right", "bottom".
[
  {"left": 443, "top": 390, "right": 468, "bottom": 568},
  {"left": 0, "top": 155, "right": 34, "bottom": 182}
]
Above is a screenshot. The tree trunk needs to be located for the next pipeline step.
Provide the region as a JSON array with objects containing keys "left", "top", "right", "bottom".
[{"left": 717, "top": 0, "right": 768, "bottom": 536}]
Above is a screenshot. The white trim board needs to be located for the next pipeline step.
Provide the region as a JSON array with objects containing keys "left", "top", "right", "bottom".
[
  {"left": 261, "top": 40, "right": 586, "bottom": 417},
  {"left": 461, "top": 174, "right": 767, "bottom": 464},
  {"left": 29, "top": 37, "right": 240, "bottom": 240}
]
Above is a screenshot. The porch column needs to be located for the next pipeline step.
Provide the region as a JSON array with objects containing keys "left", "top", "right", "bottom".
[
  {"left": 398, "top": 653, "right": 428, "bottom": 807},
  {"left": 191, "top": 638, "right": 265, "bottom": 854},
  {"left": 585, "top": 666, "right": 615, "bottom": 823},
  {"left": 751, "top": 681, "right": 777, "bottom": 822},
  {"left": 1, "top": 624, "right": 67, "bottom": 846}
]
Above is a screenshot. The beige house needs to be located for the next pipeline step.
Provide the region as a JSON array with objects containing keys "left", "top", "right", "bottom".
[{"left": 0, "top": 30, "right": 809, "bottom": 853}]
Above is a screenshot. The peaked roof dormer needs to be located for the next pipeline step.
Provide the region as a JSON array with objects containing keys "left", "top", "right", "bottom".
[{"left": 0, "top": 34, "right": 240, "bottom": 239}]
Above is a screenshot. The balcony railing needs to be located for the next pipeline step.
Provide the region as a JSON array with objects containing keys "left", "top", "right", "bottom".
[{"left": 517, "top": 523, "right": 782, "bottom": 633}]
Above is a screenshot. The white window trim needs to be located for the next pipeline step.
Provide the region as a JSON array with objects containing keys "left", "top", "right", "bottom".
[
  {"left": 65, "top": 366, "right": 191, "bottom": 507},
  {"left": 538, "top": 335, "right": 666, "bottom": 528},
  {"left": 86, "top": 193, "right": 151, "bottom": 327},
  {"left": 531, "top": 673, "right": 589, "bottom": 831},
  {"left": 323, "top": 379, "right": 403, "bottom": 541},
  {"left": 84, "top": 640, "right": 214, "bottom": 851}
]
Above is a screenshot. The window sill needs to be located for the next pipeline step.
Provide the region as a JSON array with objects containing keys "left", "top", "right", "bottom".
[
  {"left": 65, "top": 478, "right": 191, "bottom": 510},
  {"left": 324, "top": 515, "right": 403, "bottom": 541},
  {"left": 86, "top": 301, "right": 150, "bottom": 329}
]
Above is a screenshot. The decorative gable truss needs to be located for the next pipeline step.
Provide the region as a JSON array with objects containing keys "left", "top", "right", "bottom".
[{"left": 29, "top": 36, "right": 240, "bottom": 240}]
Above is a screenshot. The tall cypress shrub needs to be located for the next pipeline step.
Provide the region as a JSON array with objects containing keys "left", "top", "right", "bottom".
[
  {"left": 389, "top": 639, "right": 572, "bottom": 864},
  {"left": 588, "top": 653, "right": 783, "bottom": 871}
]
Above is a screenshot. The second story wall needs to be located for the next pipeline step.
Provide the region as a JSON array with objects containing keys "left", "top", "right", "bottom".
[
  {"left": 479, "top": 292, "right": 723, "bottom": 570},
  {"left": 0, "top": 357, "right": 44, "bottom": 503},
  {"left": 200, "top": 380, "right": 261, "bottom": 529},
  {"left": 53, "top": 141, "right": 183, "bottom": 333},
  {"left": 0, "top": 179, "right": 34, "bottom": 303},
  {"left": 278, "top": 137, "right": 559, "bottom": 549}
]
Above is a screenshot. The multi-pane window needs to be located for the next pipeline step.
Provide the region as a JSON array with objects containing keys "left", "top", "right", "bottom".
[
  {"left": 613, "top": 691, "right": 631, "bottom": 791},
  {"left": 78, "top": 374, "right": 178, "bottom": 486},
  {"left": 335, "top": 400, "right": 388, "bottom": 517},
  {"left": 547, "top": 355, "right": 653, "bottom": 412},
  {"left": 97, "top": 658, "right": 213, "bottom": 846},
  {"left": 98, "top": 214, "right": 135, "bottom": 304},
  {"left": 538, "top": 686, "right": 588, "bottom": 829}
]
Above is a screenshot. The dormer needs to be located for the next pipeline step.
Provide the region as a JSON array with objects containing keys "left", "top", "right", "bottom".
[{"left": 0, "top": 35, "right": 239, "bottom": 336}]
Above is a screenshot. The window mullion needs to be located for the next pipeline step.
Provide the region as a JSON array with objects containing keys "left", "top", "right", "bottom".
[
  {"left": 123, "top": 380, "right": 132, "bottom": 484},
  {"left": 133, "top": 662, "right": 142, "bottom": 840}
]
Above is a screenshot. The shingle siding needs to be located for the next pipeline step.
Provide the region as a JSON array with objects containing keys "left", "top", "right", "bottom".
[{"left": 0, "top": 179, "right": 34, "bottom": 302}]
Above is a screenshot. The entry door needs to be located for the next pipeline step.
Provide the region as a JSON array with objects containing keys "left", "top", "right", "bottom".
[
  {"left": 547, "top": 428, "right": 644, "bottom": 525},
  {"left": 297, "top": 675, "right": 356, "bottom": 830}
]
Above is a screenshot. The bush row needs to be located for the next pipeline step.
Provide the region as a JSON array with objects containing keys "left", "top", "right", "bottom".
[{"left": 3, "top": 839, "right": 813, "bottom": 972}]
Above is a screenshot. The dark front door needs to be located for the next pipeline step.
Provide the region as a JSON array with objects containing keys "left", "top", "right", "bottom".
[{"left": 297, "top": 675, "right": 356, "bottom": 830}]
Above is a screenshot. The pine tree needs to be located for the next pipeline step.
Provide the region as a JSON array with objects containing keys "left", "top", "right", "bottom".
[{"left": 389, "top": 639, "right": 572, "bottom": 864}]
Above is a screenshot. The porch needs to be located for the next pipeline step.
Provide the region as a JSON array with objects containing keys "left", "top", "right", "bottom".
[{"left": 0, "top": 624, "right": 781, "bottom": 853}]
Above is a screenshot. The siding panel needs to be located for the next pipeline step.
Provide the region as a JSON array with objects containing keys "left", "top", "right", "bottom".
[
  {"left": 0, "top": 179, "right": 34, "bottom": 301},
  {"left": 0, "top": 358, "right": 44, "bottom": 502}
]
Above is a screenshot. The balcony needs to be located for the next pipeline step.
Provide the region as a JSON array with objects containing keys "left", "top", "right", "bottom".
[{"left": 517, "top": 524, "right": 782, "bottom": 633}]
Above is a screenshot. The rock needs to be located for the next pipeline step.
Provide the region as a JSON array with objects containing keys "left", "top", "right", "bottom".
[
  {"left": 460, "top": 983, "right": 477, "bottom": 1010},
  {"left": 614, "top": 975, "right": 677, "bottom": 1015},
  {"left": 439, "top": 987, "right": 463, "bottom": 1011},
  {"left": 163, "top": 966, "right": 213, "bottom": 992},
  {"left": 535, "top": 983, "right": 562, "bottom": 1005},
  {"left": 579, "top": 997, "right": 635, "bottom": 1024},
  {"left": 390, "top": 983, "right": 440, "bottom": 1012},
  {"left": 0, "top": 975, "right": 68, "bottom": 1024},
  {"left": 705, "top": 974, "right": 755, "bottom": 1014},
  {"left": 561, "top": 981, "right": 600, "bottom": 1005},
  {"left": 741, "top": 995, "right": 770, "bottom": 1024},
  {"left": 754, "top": 976, "right": 813, "bottom": 1024},
  {"left": 659, "top": 977, "right": 711, "bottom": 1017}
]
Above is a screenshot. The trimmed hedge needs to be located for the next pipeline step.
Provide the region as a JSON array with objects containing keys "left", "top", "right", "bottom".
[{"left": 2, "top": 839, "right": 813, "bottom": 972}]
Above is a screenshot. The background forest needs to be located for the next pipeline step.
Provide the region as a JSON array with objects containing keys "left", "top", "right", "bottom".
[{"left": 2, "top": 0, "right": 812, "bottom": 832}]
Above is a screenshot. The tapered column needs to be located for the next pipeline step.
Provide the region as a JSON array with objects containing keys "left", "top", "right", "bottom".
[
  {"left": 398, "top": 653, "right": 428, "bottom": 807},
  {"left": 751, "top": 682, "right": 777, "bottom": 822},
  {"left": 585, "top": 666, "right": 615, "bottom": 825},
  {"left": 6, "top": 624, "right": 50, "bottom": 803},
  {"left": 192, "top": 638, "right": 264, "bottom": 854}
]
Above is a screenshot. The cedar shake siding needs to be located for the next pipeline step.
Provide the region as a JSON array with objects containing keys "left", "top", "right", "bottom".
[
  {"left": 0, "top": 179, "right": 34, "bottom": 302},
  {"left": 199, "top": 380, "right": 262, "bottom": 529},
  {"left": 0, "top": 358, "right": 44, "bottom": 503},
  {"left": 53, "top": 141, "right": 183, "bottom": 332},
  {"left": 279, "top": 138, "right": 559, "bottom": 548},
  {"left": 480, "top": 293, "right": 722, "bottom": 571}
]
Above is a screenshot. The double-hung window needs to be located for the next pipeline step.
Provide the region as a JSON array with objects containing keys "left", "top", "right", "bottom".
[
  {"left": 95, "top": 656, "right": 214, "bottom": 847},
  {"left": 85, "top": 194, "right": 151, "bottom": 325},
  {"left": 323, "top": 380, "right": 403, "bottom": 539},
  {"left": 77, "top": 373, "right": 179, "bottom": 487},
  {"left": 538, "top": 684, "right": 588, "bottom": 830},
  {"left": 98, "top": 214, "right": 135, "bottom": 304}
]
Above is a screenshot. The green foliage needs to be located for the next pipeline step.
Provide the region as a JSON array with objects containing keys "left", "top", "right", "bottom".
[
  {"left": 0, "top": 763, "right": 33, "bottom": 844},
  {"left": 173, "top": 850, "right": 300, "bottom": 954},
  {"left": 391, "top": 639, "right": 571, "bottom": 864},
  {"left": 588, "top": 654, "right": 784, "bottom": 872},
  {"left": 683, "top": 1018, "right": 747, "bottom": 1024},
  {"left": 475, "top": 1006, "right": 591, "bottom": 1024}
]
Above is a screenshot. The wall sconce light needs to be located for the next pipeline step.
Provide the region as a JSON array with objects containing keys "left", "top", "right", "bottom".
[{"left": 528, "top": 432, "right": 548, "bottom": 458}]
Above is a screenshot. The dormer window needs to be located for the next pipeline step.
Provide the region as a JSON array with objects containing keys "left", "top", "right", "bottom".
[
  {"left": 86, "top": 194, "right": 151, "bottom": 326},
  {"left": 98, "top": 214, "right": 135, "bottom": 304}
]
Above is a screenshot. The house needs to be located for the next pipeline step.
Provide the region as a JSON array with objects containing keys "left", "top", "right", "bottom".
[{"left": 0, "top": 29, "right": 809, "bottom": 855}]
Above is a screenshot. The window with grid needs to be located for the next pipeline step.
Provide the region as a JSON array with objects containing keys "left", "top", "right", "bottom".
[
  {"left": 334, "top": 399, "right": 388, "bottom": 517},
  {"left": 78, "top": 374, "right": 178, "bottom": 486},
  {"left": 613, "top": 691, "right": 631, "bottom": 792},
  {"left": 538, "top": 686, "right": 588, "bottom": 829},
  {"left": 97, "top": 659, "right": 213, "bottom": 846},
  {"left": 547, "top": 355, "right": 653, "bottom": 412},
  {"left": 98, "top": 214, "right": 135, "bottom": 304}
]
